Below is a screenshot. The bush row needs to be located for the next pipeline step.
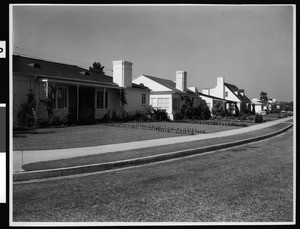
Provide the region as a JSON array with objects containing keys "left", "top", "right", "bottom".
[
  {"left": 101, "top": 122, "right": 206, "bottom": 135},
  {"left": 176, "top": 119, "right": 248, "bottom": 127}
]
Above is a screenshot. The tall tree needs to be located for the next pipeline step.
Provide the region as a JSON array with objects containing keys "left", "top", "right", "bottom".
[
  {"left": 89, "top": 62, "right": 105, "bottom": 75},
  {"left": 260, "top": 91, "right": 268, "bottom": 103},
  {"left": 260, "top": 91, "right": 269, "bottom": 113}
]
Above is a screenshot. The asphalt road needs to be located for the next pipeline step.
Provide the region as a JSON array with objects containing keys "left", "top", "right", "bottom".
[{"left": 13, "top": 128, "right": 294, "bottom": 223}]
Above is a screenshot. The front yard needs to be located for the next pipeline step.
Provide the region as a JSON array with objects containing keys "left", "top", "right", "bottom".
[{"left": 13, "top": 121, "right": 244, "bottom": 151}]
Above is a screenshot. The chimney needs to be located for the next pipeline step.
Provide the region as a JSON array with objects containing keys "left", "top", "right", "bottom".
[
  {"left": 217, "top": 77, "right": 225, "bottom": 99},
  {"left": 112, "top": 60, "right": 133, "bottom": 87},
  {"left": 176, "top": 71, "right": 187, "bottom": 91}
]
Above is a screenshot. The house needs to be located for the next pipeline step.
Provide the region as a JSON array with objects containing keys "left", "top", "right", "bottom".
[
  {"left": 13, "top": 55, "right": 150, "bottom": 127},
  {"left": 251, "top": 98, "right": 264, "bottom": 114},
  {"left": 197, "top": 91, "right": 237, "bottom": 113},
  {"left": 112, "top": 60, "right": 151, "bottom": 116},
  {"left": 133, "top": 71, "right": 201, "bottom": 120},
  {"left": 202, "top": 77, "right": 252, "bottom": 114}
]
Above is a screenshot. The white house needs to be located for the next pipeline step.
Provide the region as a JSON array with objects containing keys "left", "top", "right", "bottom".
[
  {"left": 112, "top": 60, "right": 151, "bottom": 116},
  {"left": 202, "top": 77, "right": 252, "bottom": 114},
  {"left": 133, "top": 71, "right": 200, "bottom": 120},
  {"left": 251, "top": 98, "right": 264, "bottom": 114}
]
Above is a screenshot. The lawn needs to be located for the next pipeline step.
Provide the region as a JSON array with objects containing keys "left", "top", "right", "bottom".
[
  {"left": 13, "top": 121, "right": 243, "bottom": 151},
  {"left": 13, "top": 128, "right": 294, "bottom": 222},
  {"left": 21, "top": 122, "right": 292, "bottom": 171}
]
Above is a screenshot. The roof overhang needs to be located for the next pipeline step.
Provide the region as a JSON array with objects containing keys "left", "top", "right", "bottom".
[{"left": 15, "top": 72, "right": 120, "bottom": 89}]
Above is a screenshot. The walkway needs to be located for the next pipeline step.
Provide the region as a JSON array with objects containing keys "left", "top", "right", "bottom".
[{"left": 13, "top": 117, "right": 293, "bottom": 172}]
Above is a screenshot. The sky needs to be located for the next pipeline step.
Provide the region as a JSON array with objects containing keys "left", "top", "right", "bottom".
[{"left": 12, "top": 4, "right": 294, "bottom": 101}]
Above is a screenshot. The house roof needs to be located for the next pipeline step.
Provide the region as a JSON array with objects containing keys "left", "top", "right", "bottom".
[
  {"left": 13, "top": 55, "right": 119, "bottom": 87},
  {"left": 197, "top": 92, "right": 237, "bottom": 103},
  {"left": 131, "top": 83, "right": 150, "bottom": 90},
  {"left": 224, "top": 82, "right": 252, "bottom": 103},
  {"left": 141, "top": 74, "right": 197, "bottom": 95}
]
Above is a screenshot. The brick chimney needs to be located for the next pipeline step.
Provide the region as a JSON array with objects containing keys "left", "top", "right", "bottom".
[
  {"left": 112, "top": 60, "right": 133, "bottom": 87},
  {"left": 176, "top": 71, "right": 187, "bottom": 91}
]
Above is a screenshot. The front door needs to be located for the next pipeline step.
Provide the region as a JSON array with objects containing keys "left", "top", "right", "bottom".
[{"left": 79, "top": 87, "right": 95, "bottom": 123}]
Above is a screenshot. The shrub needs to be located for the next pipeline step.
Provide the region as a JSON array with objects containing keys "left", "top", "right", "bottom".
[
  {"left": 17, "top": 89, "right": 40, "bottom": 128},
  {"left": 173, "top": 111, "right": 184, "bottom": 121},
  {"left": 255, "top": 114, "right": 264, "bottom": 123}
]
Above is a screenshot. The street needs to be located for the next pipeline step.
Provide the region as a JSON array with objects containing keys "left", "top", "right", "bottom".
[{"left": 13, "top": 128, "right": 294, "bottom": 223}]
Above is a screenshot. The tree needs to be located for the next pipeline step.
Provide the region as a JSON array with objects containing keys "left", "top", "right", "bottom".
[
  {"left": 260, "top": 91, "right": 269, "bottom": 113},
  {"left": 89, "top": 62, "right": 105, "bottom": 75},
  {"left": 260, "top": 91, "right": 268, "bottom": 103},
  {"left": 194, "top": 99, "right": 211, "bottom": 120}
]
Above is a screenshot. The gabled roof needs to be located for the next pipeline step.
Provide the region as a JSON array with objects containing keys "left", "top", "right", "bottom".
[
  {"left": 141, "top": 74, "right": 197, "bottom": 95},
  {"left": 197, "top": 92, "right": 237, "bottom": 103},
  {"left": 224, "top": 82, "right": 252, "bottom": 103},
  {"left": 13, "top": 55, "right": 119, "bottom": 87}
]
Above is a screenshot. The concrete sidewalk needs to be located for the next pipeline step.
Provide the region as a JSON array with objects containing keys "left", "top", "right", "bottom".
[{"left": 13, "top": 117, "right": 293, "bottom": 173}]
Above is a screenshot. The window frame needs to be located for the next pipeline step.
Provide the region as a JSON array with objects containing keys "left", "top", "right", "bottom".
[
  {"left": 54, "top": 86, "right": 68, "bottom": 110},
  {"left": 96, "top": 89, "right": 108, "bottom": 109}
]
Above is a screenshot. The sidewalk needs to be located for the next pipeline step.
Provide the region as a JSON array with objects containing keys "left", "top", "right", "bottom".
[{"left": 13, "top": 117, "right": 293, "bottom": 173}]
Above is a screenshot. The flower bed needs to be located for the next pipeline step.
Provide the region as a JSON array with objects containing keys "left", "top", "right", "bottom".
[
  {"left": 100, "top": 122, "right": 206, "bottom": 135},
  {"left": 176, "top": 119, "right": 248, "bottom": 127}
]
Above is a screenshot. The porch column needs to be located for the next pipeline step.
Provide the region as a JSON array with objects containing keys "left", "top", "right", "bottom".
[
  {"left": 77, "top": 85, "right": 79, "bottom": 122},
  {"left": 104, "top": 88, "right": 106, "bottom": 109}
]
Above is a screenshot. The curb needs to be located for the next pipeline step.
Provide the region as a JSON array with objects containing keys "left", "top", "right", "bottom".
[{"left": 13, "top": 123, "right": 293, "bottom": 182}]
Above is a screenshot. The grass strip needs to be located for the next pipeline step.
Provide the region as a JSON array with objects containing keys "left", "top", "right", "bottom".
[{"left": 22, "top": 122, "right": 292, "bottom": 172}]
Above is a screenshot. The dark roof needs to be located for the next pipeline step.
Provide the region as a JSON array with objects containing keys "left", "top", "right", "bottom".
[
  {"left": 142, "top": 74, "right": 197, "bottom": 95},
  {"left": 132, "top": 83, "right": 150, "bottom": 90},
  {"left": 13, "top": 55, "right": 118, "bottom": 86},
  {"left": 224, "top": 82, "right": 252, "bottom": 103}
]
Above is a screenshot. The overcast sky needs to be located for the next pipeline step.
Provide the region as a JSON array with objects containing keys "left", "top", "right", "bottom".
[{"left": 12, "top": 4, "right": 294, "bottom": 101}]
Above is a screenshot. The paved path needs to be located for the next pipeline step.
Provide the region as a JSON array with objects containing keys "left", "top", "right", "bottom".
[{"left": 13, "top": 117, "right": 293, "bottom": 172}]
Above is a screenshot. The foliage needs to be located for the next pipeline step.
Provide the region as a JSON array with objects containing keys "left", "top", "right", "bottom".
[
  {"left": 144, "top": 106, "right": 170, "bottom": 122},
  {"left": 260, "top": 91, "right": 268, "bottom": 103},
  {"left": 194, "top": 99, "right": 211, "bottom": 120},
  {"left": 252, "top": 104, "right": 256, "bottom": 114},
  {"left": 151, "top": 107, "right": 170, "bottom": 121},
  {"left": 40, "top": 85, "right": 56, "bottom": 124},
  {"left": 17, "top": 89, "right": 40, "bottom": 128},
  {"left": 89, "top": 62, "right": 105, "bottom": 75},
  {"left": 101, "top": 122, "right": 205, "bottom": 135},
  {"left": 255, "top": 113, "right": 264, "bottom": 123},
  {"left": 118, "top": 88, "right": 128, "bottom": 119},
  {"left": 175, "top": 97, "right": 211, "bottom": 120},
  {"left": 212, "top": 100, "right": 226, "bottom": 116},
  {"left": 278, "top": 101, "right": 293, "bottom": 111}
]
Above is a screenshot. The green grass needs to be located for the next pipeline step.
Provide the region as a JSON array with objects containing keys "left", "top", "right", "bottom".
[
  {"left": 22, "top": 122, "right": 292, "bottom": 172},
  {"left": 13, "top": 121, "right": 243, "bottom": 151}
]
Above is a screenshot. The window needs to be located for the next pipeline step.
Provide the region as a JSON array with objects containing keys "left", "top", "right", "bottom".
[
  {"left": 172, "top": 98, "right": 180, "bottom": 111},
  {"left": 97, "top": 90, "right": 108, "bottom": 109},
  {"left": 142, "top": 94, "right": 146, "bottom": 104},
  {"left": 157, "top": 98, "right": 170, "bottom": 110},
  {"left": 55, "top": 87, "right": 68, "bottom": 109},
  {"left": 225, "top": 91, "right": 228, "bottom": 97}
]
